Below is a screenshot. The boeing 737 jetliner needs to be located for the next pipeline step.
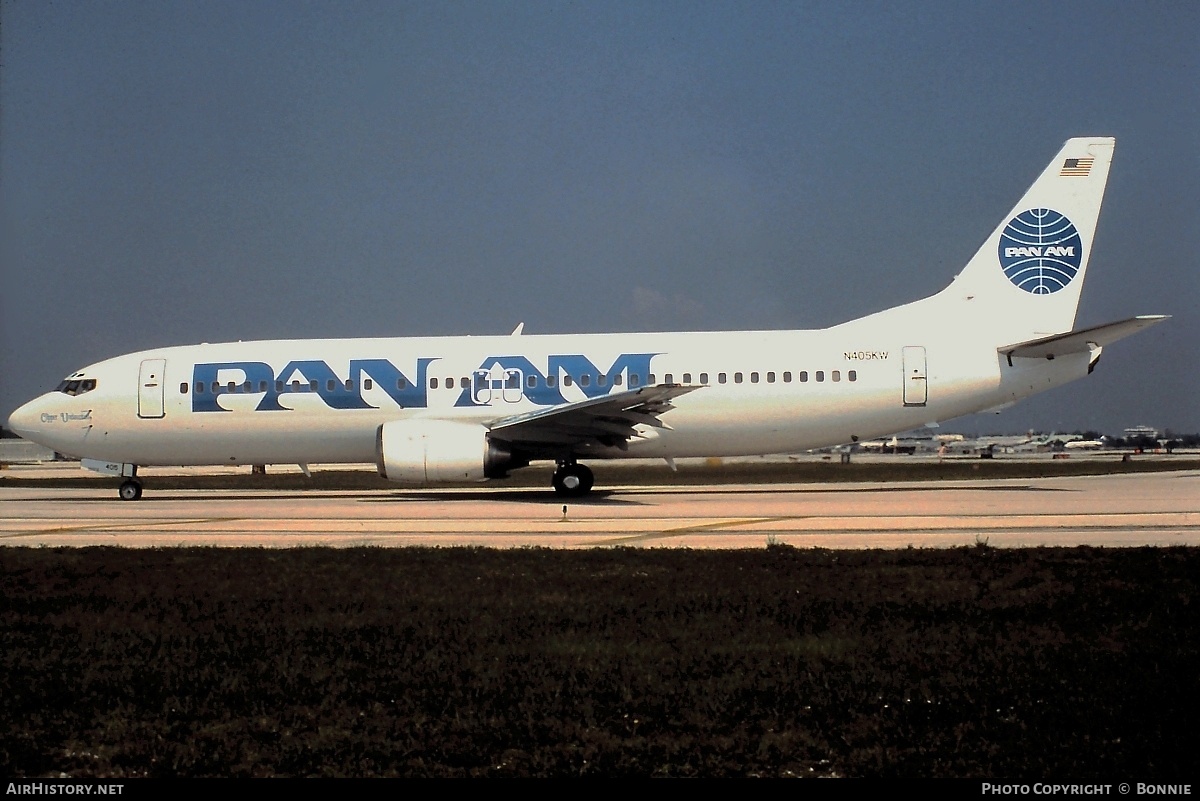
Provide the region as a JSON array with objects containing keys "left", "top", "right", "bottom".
[{"left": 7, "top": 138, "right": 1167, "bottom": 499}]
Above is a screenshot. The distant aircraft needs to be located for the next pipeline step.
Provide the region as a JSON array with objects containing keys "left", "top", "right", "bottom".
[{"left": 7, "top": 137, "right": 1167, "bottom": 499}]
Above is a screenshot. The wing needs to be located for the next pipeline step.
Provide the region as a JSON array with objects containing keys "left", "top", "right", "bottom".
[{"left": 487, "top": 384, "right": 699, "bottom": 458}]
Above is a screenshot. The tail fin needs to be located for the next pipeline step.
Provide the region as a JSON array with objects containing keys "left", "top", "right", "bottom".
[{"left": 935, "top": 137, "right": 1115, "bottom": 342}]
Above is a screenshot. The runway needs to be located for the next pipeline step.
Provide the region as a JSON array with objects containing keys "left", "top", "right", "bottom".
[{"left": 1, "top": 469, "right": 1198, "bottom": 548}]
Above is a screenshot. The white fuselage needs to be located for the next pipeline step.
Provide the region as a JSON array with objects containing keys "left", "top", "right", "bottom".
[
  {"left": 8, "top": 138, "right": 1140, "bottom": 486},
  {"left": 7, "top": 312, "right": 1090, "bottom": 469}
]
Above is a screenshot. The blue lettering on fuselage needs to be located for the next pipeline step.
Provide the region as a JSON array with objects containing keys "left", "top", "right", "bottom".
[
  {"left": 348, "top": 358, "right": 436, "bottom": 409},
  {"left": 192, "top": 359, "right": 434, "bottom": 412},
  {"left": 453, "top": 353, "right": 658, "bottom": 407},
  {"left": 192, "top": 361, "right": 280, "bottom": 412},
  {"left": 191, "top": 353, "right": 655, "bottom": 412}
]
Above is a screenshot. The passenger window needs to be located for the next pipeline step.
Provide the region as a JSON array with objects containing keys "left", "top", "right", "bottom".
[
  {"left": 664, "top": 373, "right": 674, "bottom": 384},
  {"left": 683, "top": 373, "right": 692, "bottom": 384},
  {"left": 597, "top": 374, "right": 607, "bottom": 387},
  {"left": 629, "top": 374, "right": 640, "bottom": 387},
  {"left": 309, "top": 380, "right": 318, "bottom": 391},
  {"left": 527, "top": 375, "right": 537, "bottom": 388},
  {"left": 275, "top": 381, "right": 283, "bottom": 392},
  {"left": 648, "top": 374, "right": 656, "bottom": 385},
  {"left": 292, "top": 380, "right": 302, "bottom": 392},
  {"left": 849, "top": 370, "right": 857, "bottom": 382},
  {"left": 327, "top": 379, "right": 336, "bottom": 392},
  {"left": 563, "top": 375, "right": 573, "bottom": 387},
  {"left": 816, "top": 371, "right": 825, "bottom": 382},
  {"left": 800, "top": 371, "right": 808, "bottom": 382},
  {"left": 180, "top": 382, "right": 188, "bottom": 394},
  {"left": 614, "top": 374, "right": 623, "bottom": 386},
  {"left": 547, "top": 375, "right": 557, "bottom": 388},
  {"left": 699, "top": 372, "right": 709, "bottom": 385},
  {"left": 832, "top": 370, "right": 841, "bottom": 382},
  {"left": 718, "top": 373, "right": 727, "bottom": 384},
  {"left": 750, "top": 372, "right": 759, "bottom": 383},
  {"left": 580, "top": 374, "right": 591, "bottom": 387},
  {"left": 194, "top": 382, "right": 204, "bottom": 394},
  {"left": 783, "top": 372, "right": 792, "bottom": 383},
  {"left": 398, "top": 378, "right": 407, "bottom": 389},
  {"left": 734, "top": 372, "right": 743, "bottom": 384},
  {"left": 766, "top": 372, "right": 775, "bottom": 383},
  {"left": 346, "top": 380, "right": 355, "bottom": 391},
  {"left": 364, "top": 379, "right": 373, "bottom": 390},
  {"left": 430, "top": 378, "right": 439, "bottom": 389},
  {"left": 228, "top": 381, "right": 237, "bottom": 393}
]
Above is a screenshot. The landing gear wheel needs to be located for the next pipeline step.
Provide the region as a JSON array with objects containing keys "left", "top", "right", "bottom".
[
  {"left": 118, "top": 480, "right": 143, "bottom": 501},
  {"left": 552, "top": 464, "right": 594, "bottom": 497}
]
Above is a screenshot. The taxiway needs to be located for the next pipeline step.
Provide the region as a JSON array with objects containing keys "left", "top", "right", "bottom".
[{"left": 1, "top": 469, "right": 1197, "bottom": 549}]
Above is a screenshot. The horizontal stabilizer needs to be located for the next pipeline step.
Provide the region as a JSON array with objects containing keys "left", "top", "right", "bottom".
[{"left": 1000, "top": 315, "right": 1169, "bottom": 360}]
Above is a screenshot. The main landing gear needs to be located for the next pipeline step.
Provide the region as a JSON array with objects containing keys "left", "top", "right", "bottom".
[
  {"left": 552, "top": 462, "right": 594, "bottom": 497},
  {"left": 118, "top": 478, "right": 143, "bottom": 501}
]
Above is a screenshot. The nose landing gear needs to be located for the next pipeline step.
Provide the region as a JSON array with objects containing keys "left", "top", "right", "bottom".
[
  {"left": 118, "top": 479, "right": 143, "bottom": 501},
  {"left": 552, "top": 462, "right": 594, "bottom": 497}
]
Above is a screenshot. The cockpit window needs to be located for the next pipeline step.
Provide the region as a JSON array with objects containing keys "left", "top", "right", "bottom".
[{"left": 55, "top": 378, "right": 98, "bottom": 396}]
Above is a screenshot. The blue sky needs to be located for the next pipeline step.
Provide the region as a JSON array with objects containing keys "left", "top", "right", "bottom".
[{"left": 2, "top": 1, "right": 1197, "bottom": 433}]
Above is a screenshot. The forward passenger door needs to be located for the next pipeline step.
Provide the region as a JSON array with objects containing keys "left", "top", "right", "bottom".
[{"left": 138, "top": 359, "right": 167, "bottom": 418}]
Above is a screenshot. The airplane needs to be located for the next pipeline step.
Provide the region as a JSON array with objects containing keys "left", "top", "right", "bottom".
[{"left": 6, "top": 137, "right": 1168, "bottom": 500}]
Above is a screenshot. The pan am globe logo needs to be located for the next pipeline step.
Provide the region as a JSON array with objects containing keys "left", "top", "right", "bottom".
[{"left": 998, "top": 208, "right": 1083, "bottom": 294}]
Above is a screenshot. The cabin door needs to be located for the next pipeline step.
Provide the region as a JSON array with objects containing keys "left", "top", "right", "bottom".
[
  {"left": 138, "top": 358, "right": 167, "bottom": 419},
  {"left": 902, "top": 347, "right": 927, "bottom": 407}
]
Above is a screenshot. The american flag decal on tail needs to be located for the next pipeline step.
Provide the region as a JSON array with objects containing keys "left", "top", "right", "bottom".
[{"left": 1060, "top": 157, "right": 1094, "bottom": 177}]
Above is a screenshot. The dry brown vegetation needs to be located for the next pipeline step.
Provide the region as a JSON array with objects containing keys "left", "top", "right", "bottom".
[{"left": 1, "top": 546, "right": 1197, "bottom": 777}]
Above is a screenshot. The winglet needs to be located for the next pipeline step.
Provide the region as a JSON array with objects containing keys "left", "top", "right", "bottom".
[{"left": 510, "top": 322, "right": 525, "bottom": 336}]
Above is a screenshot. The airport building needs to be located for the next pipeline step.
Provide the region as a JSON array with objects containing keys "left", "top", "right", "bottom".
[{"left": 1123, "top": 425, "right": 1159, "bottom": 440}]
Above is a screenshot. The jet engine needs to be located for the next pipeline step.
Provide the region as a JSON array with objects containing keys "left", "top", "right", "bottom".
[{"left": 375, "top": 419, "right": 515, "bottom": 483}]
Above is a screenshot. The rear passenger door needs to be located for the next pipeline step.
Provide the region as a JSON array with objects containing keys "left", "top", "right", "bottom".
[{"left": 902, "top": 347, "right": 927, "bottom": 407}]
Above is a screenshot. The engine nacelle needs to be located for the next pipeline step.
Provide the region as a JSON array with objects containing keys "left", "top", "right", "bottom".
[{"left": 375, "top": 419, "right": 513, "bottom": 483}]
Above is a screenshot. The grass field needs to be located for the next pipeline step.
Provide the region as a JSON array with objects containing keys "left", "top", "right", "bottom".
[{"left": 2, "top": 545, "right": 1197, "bottom": 777}]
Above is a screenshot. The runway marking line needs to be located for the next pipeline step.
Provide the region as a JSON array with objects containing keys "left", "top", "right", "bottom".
[
  {"left": 0, "top": 518, "right": 241, "bottom": 540},
  {"left": 584, "top": 516, "right": 793, "bottom": 545}
]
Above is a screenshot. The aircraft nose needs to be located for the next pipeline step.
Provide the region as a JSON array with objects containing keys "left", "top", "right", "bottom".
[{"left": 7, "top": 397, "right": 45, "bottom": 440}]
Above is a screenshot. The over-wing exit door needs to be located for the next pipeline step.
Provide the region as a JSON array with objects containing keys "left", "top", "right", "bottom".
[{"left": 473, "top": 366, "right": 524, "bottom": 405}]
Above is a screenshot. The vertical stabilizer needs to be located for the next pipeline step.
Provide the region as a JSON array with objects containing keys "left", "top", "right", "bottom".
[{"left": 935, "top": 137, "right": 1115, "bottom": 342}]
